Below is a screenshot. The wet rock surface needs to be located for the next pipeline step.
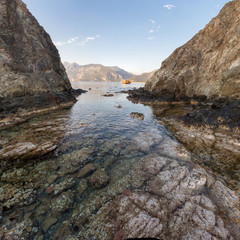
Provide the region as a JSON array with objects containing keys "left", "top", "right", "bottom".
[
  {"left": 0, "top": 126, "right": 239, "bottom": 239},
  {"left": 0, "top": 82, "right": 239, "bottom": 239},
  {"left": 89, "top": 169, "right": 110, "bottom": 189},
  {"left": 75, "top": 138, "right": 239, "bottom": 240},
  {"left": 0, "top": 109, "right": 70, "bottom": 170},
  {"left": 163, "top": 117, "right": 240, "bottom": 191}
]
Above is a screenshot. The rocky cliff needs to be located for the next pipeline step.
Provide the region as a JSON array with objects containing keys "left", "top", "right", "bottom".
[
  {"left": 145, "top": 0, "right": 240, "bottom": 100},
  {"left": 0, "top": 0, "right": 76, "bottom": 114},
  {"left": 64, "top": 62, "right": 134, "bottom": 82}
]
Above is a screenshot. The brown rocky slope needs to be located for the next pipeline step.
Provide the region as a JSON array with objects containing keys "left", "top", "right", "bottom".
[
  {"left": 0, "top": 0, "right": 81, "bottom": 119},
  {"left": 145, "top": 0, "right": 240, "bottom": 100}
]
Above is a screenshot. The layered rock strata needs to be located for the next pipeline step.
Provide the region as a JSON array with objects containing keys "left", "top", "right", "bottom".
[
  {"left": 145, "top": 0, "right": 240, "bottom": 100},
  {"left": 0, "top": 0, "right": 78, "bottom": 117}
]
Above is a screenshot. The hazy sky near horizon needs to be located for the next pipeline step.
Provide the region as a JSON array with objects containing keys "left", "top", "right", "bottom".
[{"left": 23, "top": 0, "right": 230, "bottom": 74}]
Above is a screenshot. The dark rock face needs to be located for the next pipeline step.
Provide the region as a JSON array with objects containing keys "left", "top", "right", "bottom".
[
  {"left": 145, "top": 0, "right": 240, "bottom": 100},
  {"left": 0, "top": 0, "right": 76, "bottom": 113}
]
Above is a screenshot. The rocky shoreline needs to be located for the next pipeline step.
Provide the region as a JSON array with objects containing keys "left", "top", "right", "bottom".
[
  {"left": 0, "top": 122, "right": 239, "bottom": 239},
  {"left": 0, "top": 0, "right": 239, "bottom": 238},
  {"left": 128, "top": 87, "right": 240, "bottom": 128},
  {"left": 0, "top": 89, "right": 87, "bottom": 131},
  {"left": 0, "top": 0, "right": 87, "bottom": 132},
  {"left": 127, "top": 88, "right": 240, "bottom": 191},
  {"left": 0, "top": 84, "right": 239, "bottom": 239}
]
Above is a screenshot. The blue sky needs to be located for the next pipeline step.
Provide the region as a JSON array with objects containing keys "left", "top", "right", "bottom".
[{"left": 23, "top": 0, "right": 230, "bottom": 74}]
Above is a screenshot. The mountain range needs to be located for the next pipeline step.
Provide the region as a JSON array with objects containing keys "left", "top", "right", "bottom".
[
  {"left": 64, "top": 62, "right": 155, "bottom": 82},
  {"left": 64, "top": 62, "right": 133, "bottom": 82}
]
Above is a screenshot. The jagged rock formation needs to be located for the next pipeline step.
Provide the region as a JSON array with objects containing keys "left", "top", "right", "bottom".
[
  {"left": 64, "top": 62, "right": 134, "bottom": 82},
  {"left": 127, "top": 70, "right": 157, "bottom": 82},
  {"left": 0, "top": 0, "right": 76, "bottom": 114},
  {"left": 145, "top": 0, "right": 240, "bottom": 100}
]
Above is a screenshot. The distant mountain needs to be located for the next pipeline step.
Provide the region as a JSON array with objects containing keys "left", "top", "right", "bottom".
[
  {"left": 127, "top": 70, "right": 157, "bottom": 82},
  {"left": 64, "top": 62, "right": 134, "bottom": 82}
]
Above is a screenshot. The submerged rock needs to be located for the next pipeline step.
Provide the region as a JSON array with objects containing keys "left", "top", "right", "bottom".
[
  {"left": 103, "top": 93, "right": 114, "bottom": 97},
  {"left": 78, "top": 163, "right": 95, "bottom": 178},
  {"left": 77, "top": 179, "right": 88, "bottom": 195},
  {"left": 130, "top": 112, "right": 144, "bottom": 120},
  {"left": 51, "top": 190, "right": 74, "bottom": 216},
  {"left": 47, "top": 175, "right": 58, "bottom": 184},
  {"left": 82, "top": 149, "right": 239, "bottom": 240},
  {"left": 89, "top": 169, "right": 110, "bottom": 189},
  {"left": 0, "top": 123, "right": 239, "bottom": 239},
  {"left": 41, "top": 217, "right": 58, "bottom": 233},
  {"left": 48, "top": 177, "right": 76, "bottom": 196}
]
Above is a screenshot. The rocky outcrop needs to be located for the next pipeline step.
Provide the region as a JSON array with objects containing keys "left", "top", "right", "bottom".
[
  {"left": 0, "top": 0, "right": 77, "bottom": 115},
  {"left": 145, "top": 0, "right": 240, "bottom": 100},
  {"left": 64, "top": 62, "right": 134, "bottom": 82}
]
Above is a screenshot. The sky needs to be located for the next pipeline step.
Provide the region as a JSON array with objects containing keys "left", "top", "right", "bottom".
[{"left": 23, "top": 0, "right": 230, "bottom": 74}]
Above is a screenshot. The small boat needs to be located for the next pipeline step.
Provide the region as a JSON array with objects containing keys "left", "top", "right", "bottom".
[{"left": 121, "top": 80, "right": 131, "bottom": 84}]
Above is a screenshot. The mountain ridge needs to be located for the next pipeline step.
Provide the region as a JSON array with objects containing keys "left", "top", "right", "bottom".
[{"left": 64, "top": 62, "right": 134, "bottom": 82}]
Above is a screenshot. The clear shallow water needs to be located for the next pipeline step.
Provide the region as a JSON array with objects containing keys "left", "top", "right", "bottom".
[
  {"left": 1, "top": 82, "right": 239, "bottom": 239},
  {"left": 0, "top": 82, "right": 176, "bottom": 239}
]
